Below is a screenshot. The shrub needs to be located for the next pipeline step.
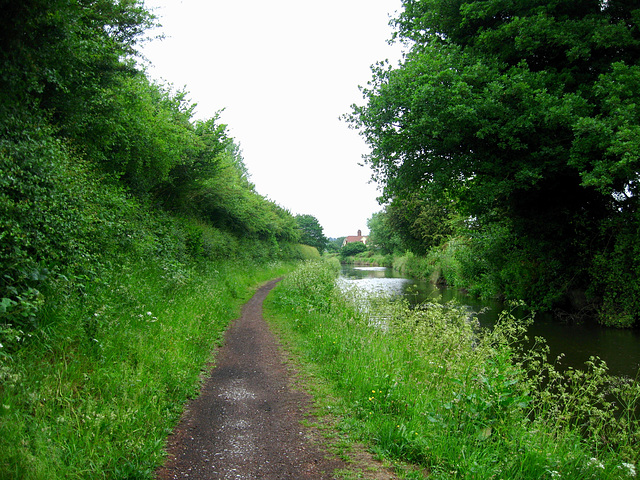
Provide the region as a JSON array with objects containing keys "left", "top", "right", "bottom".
[{"left": 340, "top": 242, "right": 367, "bottom": 258}]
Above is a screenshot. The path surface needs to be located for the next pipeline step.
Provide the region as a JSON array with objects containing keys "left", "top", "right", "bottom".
[{"left": 155, "top": 278, "right": 351, "bottom": 479}]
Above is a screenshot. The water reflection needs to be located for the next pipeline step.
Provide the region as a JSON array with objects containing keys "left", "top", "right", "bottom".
[
  {"left": 340, "top": 265, "right": 640, "bottom": 379},
  {"left": 339, "top": 266, "right": 411, "bottom": 299},
  {"left": 340, "top": 265, "right": 501, "bottom": 311}
]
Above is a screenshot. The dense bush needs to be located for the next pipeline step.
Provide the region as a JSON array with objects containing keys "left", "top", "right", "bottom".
[
  {"left": 0, "top": 0, "right": 305, "bottom": 349},
  {"left": 340, "top": 242, "right": 367, "bottom": 258}
]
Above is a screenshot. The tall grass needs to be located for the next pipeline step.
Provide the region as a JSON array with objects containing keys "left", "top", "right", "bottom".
[
  {"left": 0, "top": 258, "right": 294, "bottom": 479},
  {"left": 265, "top": 260, "right": 640, "bottom": 480}
]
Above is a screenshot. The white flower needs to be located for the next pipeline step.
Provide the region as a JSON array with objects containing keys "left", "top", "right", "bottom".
[
  {"left": 619, "top": 463, "right": 637, "bottom": 478},
  {"left": 146, "top": 311, "right": 152, "bottom": 316},
  {"left": 550, "top": 470, "right": 561, "bottom": 479},
  {"left": 588, "top": 458, "right": 605, "bottom": 470}
]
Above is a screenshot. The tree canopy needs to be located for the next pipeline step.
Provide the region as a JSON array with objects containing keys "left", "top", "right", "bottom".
[
  {"left": 341, "top": 241, "right": 367, "bottom": 258},
  {"left": 347, "top": 0, "right": 640, "bottom": 325},
  {"left": 0, "top": 0, "right": 303, "bottom": 335},
  {"left": 295, "top": 214, "right": 328, "bottom": 253}
]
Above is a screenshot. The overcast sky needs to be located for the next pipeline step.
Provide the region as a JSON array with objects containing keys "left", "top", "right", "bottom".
[{"left": 140, "top": 0, "right": 404, "bottom": 238}]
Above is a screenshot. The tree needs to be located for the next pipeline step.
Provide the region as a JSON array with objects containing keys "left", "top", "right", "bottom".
[
  {"left": 0, "top": 0, "right": 153, "bottom": 122},
  {"left": 340, "top": 242, "right": 367, "bottom": 258},
  {"left": 325, "top": 237, "right": 346, "bottom": 253},
  {"left": 367, "top": 211, "right": 402, "bottom": 255},
  {"left": 0, "top": 0, "right": 308, "bottom": 333},
  {"left": 347, "top": 0, "right": 640, "bottom": 323},
  {"left": 295, "top": 215, "right": 328, "bottom": 253},
  {"left": 368, "top": 197, "right": 454, "bottom": 257}
]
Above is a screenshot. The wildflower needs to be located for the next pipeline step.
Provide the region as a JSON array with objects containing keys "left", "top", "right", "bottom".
[
  {"left": 588, "top": 458, "right": 604, "bottom": 470},
  {"left": 619, "top": 463, "right": 637, "bottom": 478},
  {"left": 550, "top": 470, "right": 561, "bottom": 479}
]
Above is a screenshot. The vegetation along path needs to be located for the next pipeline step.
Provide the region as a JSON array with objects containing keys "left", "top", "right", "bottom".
[{"left": 156, "top": 279, "right": 389, "bottom": 479}]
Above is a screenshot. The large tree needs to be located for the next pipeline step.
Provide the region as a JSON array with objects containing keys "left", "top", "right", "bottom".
[
  {"left": 347, "top": 0, "right": 640, "bottom": 324},
  {"left": 367, "top": 211, "right": 402, "bottom": 255},
  {"left": 0, "top": 0, "right": 153, "bottom": 117},
  {"left": 295, "top": 214, "right": 328, "bottom": 253}
]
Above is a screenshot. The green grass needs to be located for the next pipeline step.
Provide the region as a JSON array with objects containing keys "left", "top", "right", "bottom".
[
  {"left": 0, "top": 258, "right": 295, "bottom": 479},
  {"left": 265, "top": 260, "right": 640, "bottom": 480}
]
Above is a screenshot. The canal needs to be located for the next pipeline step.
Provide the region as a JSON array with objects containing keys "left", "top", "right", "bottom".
[{"left": 340, "top": 264, "right": 640, "bottom": 379}]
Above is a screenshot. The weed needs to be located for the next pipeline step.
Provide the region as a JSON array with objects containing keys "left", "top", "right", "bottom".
[
  {"left": 266, "top": 261, "right": 640, "bottom": 480},
  {"left": 0, "top": 258, "right": 295, "bottom": 479}
]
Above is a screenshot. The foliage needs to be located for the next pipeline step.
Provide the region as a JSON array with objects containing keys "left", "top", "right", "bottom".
[
  {"left": 325, "top": 237, "right": 346, "bottom": 253},
  {"left": 340, "top": 242, "right": 367, "bottom": 258},
  {"left": 266, "top": 261, "right": 640, "bottom": 479},
  {"left": 0, "top": 115, "right": 132, "bottom": 336},
  {"left": 287, "top": 244, "right": 322, "bottom": 261},
  {"left": 0, "top": 258, "right": 296, "bottom": 479},
  {"left": 72, "top": 75, "right": 198, "bottom": 196},
  {"left": 272, "top": 259, "right": 340, "bottom": 315},
  {"left": 0, "top": 0, "right": 153, "bottom": 117},
  {"left": 366, "top": 211, "right": 403, "bottom": 255},
  {"left": 423, "top": 223, "right": 570, "bottom": 309},
  {"left": 0, "top": 2, "right": 312, "bottom": 476},
  {"left": 347, "top": 0, "right": 640, "bottom": 325},
  {"left": 368, "top": 193, "right": 455, "bottom": 256},
  {"left": 341, "top": 251, "right": 393, "bottom": 268},
  {"left": 588, "top": 213, "right": 640, "bottom": 327},
  {"left": 295, "top": 214, "right": 328, "bottom": 253},
  {"left": 0, "top": 0, "right": 304, "bottom": 341}
]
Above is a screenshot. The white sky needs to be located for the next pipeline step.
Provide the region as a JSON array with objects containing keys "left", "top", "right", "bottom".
[{"left": 140, "top": 0, "right": 404, "bottom": 238}]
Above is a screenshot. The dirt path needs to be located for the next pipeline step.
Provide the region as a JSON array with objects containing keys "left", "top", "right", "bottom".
[{"left": 155, "top": 278, "right": 376, "bottom": 479}]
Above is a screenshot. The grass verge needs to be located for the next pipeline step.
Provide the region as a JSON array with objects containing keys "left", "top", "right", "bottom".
[
  {"left": 0, "top": 258, "right": 295, "bottom": 479},
  {"left": 264, "top": 260, "right": 640, "bottom": 480}
]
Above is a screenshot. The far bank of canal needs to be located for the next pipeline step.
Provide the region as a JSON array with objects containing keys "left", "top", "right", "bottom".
[{"left": 340, "top": 264, "right": 640, "bottom": 380}]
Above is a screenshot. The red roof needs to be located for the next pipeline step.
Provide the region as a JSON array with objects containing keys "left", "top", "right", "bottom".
[{"left": 344, "top": 235, "right": 365, "bottom": 244}]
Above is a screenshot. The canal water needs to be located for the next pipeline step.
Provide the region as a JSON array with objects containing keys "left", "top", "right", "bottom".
[{"left": 340, "top": 265, "right": 640, "bottom": 379}]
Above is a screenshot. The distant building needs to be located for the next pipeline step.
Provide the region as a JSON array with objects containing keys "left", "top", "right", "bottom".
[{"left": 342, "top": 229, "right": 368, "bottom": 247}]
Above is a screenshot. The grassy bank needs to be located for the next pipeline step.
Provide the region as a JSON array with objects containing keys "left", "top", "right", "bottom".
[
  {"left": 265, "top": 260, "right": 640, "bottom": 480},
  {"left": 0, "top": 256, "right": 298, "bottom": 479}
]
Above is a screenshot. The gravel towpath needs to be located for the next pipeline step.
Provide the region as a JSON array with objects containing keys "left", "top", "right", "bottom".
[{"left": 155, "top": 278, "right": 353, "bottom": 479}]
